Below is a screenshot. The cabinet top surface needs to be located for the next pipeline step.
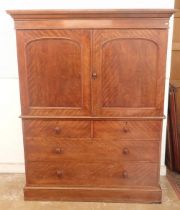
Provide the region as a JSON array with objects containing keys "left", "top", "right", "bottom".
[{"left": 7, "top": 9, "right": 174, "bottom": 20}]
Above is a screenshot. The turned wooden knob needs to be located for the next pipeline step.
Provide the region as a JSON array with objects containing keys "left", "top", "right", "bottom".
[
  {"left": 55, "top": 147, "right": 63, "bottom": 154},
  {"left": 123, "top": 148, "right": 129, "bottom": 155},
  {"left": 123, "top": 122, "right": 129, "bottom": 133},
  {"left": 56, "top": 170, "right": 63, "bottom": 178},
  {"left": 54, "top": 126, "right": 61, "bottom": 134},
  {"left": 92, "top": 72, "right": 97, "bottom": 80},
  {"left": 123, "top": 127, "right": 129, "bottom": 132},
  {"left": 122, "top": 170, "right": 128, "bottom": 178}
]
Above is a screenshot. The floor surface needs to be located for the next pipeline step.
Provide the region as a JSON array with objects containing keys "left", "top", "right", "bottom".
[
  {"left": 0, "top": 174, "right": 180, "bottom": 210},
  {"left": 167, "top": 169, "right": 180, "bottom": 199}
]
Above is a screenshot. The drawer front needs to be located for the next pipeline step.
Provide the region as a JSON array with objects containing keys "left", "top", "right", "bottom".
[
  {"left": 26, "top": 138, "right": 159, "bottom": 162},
  {"left": 93, "top": 121, "right": 162, "bottom": 140},
  {"left": 26, "top": 161, "right": 159, "bottom": 187},
  {"left": 23, "top": 120, "right": 91, "bottom": 138}
]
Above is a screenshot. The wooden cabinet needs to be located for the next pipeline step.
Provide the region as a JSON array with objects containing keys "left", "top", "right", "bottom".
[{"left": 7, "top": 9, "right": 173, "bottom": 203}]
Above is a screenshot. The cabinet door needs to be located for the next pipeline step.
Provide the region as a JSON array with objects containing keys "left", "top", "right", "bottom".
[
  {"left": 92, "top": 30, "right": 168, "bottom": 117},
  {"left": 17, "top": 30, "right": 91, "bottom": 116}
]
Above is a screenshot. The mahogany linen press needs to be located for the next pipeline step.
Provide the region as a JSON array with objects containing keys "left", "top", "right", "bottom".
[{"left": 7, "top": 9, "right": 173, "bottom": 203}]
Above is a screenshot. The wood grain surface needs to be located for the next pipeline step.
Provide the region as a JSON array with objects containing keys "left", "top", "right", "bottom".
[
  {"left": 93, "top": 120, "right": 162, "bottom": 139},
  {"left": 26, "top": 138, "right": 160, "bottom": 162},
  {"left": 23, "top": 120, "right": 91, "bottom": 138},
  {"left": 26, "top": 161, "right": 159, "bottom": 187}
]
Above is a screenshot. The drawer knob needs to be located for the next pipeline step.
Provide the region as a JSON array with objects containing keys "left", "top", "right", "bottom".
[
  {"left": 123, "top": 148, "right": 129, "bottom": 155},
  {"left": 56, "top": 170, "right": 63, "bottom": 178},
  {"left": 55, "top": 147, "right": 63, "bottom": 154},
  {"left": 122, "top": 170, "right": 128, "bottom": 178},
  {"left": 123, "top": 122, "right": 129, "bottom": 133},
  {"left": 54, "top": 127, "right": 61, "bottom": 134}
]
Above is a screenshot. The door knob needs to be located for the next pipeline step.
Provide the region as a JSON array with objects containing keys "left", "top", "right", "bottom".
[{"left": 92, "top": 72, "right": 97, "bottom": 80}]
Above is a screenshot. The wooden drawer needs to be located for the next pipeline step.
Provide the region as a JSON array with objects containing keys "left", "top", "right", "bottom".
[
  {"left": 26, "top": 138, "right": 159, "bottom": 162},
  {"left": 23, "top": 120, "right": 91, "bottom": 138},
  {"left": 93, "top": 121, "right": 162, "bottom": 140},
  {"left": 26, "top": 161, "right": 159, "bottom": 187}
]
